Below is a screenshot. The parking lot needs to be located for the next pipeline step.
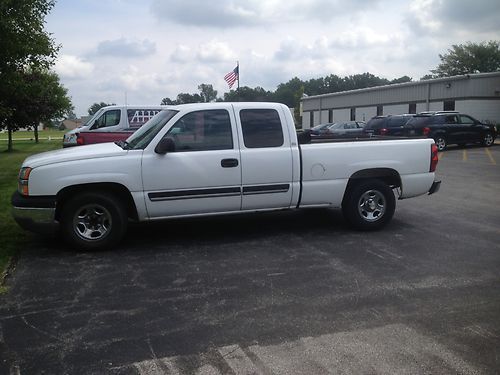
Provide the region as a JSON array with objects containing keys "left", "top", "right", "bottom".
[{"left": 1, "top": 144, "right": 499, "bottom": 375}]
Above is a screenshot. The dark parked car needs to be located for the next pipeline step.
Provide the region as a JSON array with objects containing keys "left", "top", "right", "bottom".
[
  {"left": 363, "top": 114, "right": 415, "bottom": 137},
  {"left": 403, "top": 111, "right": 497, "bottom": 151},
  {"left": 311, "top": 121, "right": 365, "bottom": 138}
]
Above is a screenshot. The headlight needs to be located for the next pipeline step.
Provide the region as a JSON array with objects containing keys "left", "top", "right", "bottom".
[{"left": 18, "top": 167, "right": 32, "bottom": 196}]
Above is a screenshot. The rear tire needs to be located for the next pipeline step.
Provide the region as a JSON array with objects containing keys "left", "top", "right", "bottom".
[
  {"left": 60, "top": 192, "right": 127, "bottom": 250},
  {"left": 434, "top": 136, "right": 447, "bottom": 151},
  {"left": 342, "top": 180, "right": 396, "bottom": 231}
]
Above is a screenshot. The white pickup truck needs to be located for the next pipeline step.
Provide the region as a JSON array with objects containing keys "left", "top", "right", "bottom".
[{"left": 12, "top": 102, "right": 440, "bottom": 250}]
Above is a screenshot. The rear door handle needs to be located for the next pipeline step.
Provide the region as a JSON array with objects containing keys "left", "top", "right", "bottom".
[{"left": 221, "top": 158, "right": 239, "bottom": 168}]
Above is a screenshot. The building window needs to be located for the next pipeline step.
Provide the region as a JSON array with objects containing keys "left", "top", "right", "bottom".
[
  {"left": 328, "top": 109, "right": 333, "bottom": 123},
  {"left": 443, "top": 100, "right": 455, "bottom": 111},
  {"left": 309, "top": 112, "right": 314, "bottom": 127},
  {"left": 350, "top": 108, "right": 356, "bottom": 121},
  {"left": 376, "top": 105, "right": 383, "bottom": 116},
  {"left": 409, "top": 103, "right": 417, "bottom": 114}
]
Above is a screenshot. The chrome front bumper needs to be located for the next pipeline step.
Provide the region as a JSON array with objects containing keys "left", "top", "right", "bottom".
[{"left": 11, "top": 192, "right": 59, "bottom": 235}]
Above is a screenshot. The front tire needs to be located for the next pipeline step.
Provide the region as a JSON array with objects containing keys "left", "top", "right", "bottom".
[
  {"left": 60, "top": 192, "right": 127, "bottom": 250},
  {"left": 482, "top": 132, "right": 494, "bottom": 147},
  {"left": 342, "top": 180, "right": 396, "bottom": 230}
]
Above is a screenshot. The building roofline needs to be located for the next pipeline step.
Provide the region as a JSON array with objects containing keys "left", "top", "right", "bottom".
[{"left": 301, "top": 71, "right": 500, "bottom": 101}]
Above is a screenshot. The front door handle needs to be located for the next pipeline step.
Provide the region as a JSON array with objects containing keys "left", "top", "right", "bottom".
[{"left": 221, "top": 158, "right": 239, "bottom": 168}]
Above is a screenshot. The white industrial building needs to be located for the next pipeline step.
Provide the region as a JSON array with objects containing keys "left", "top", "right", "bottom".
[{"left": 300, "top": 72, "right": 500, "bottom": 129}]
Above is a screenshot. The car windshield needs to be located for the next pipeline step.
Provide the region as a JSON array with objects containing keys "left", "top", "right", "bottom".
[
  {"left": 126, "top": 110, "right": 178, "bottom": 150},
  {"left": 311, "top": 123, "right": 331, "bottom": 131},
  {"left": 80, "top": 110, "right": 103, "bottom": 128},
  {"left": 328, "top": 123, "right": 344, "bottom": 129}
]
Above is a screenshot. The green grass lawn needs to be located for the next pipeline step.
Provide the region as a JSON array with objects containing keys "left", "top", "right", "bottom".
[
  {"left": 0, "top": 139, "right": 62, "bottom": 289},
  {"left": 0, "top": 129, "right": 66, "bottom": 140}
]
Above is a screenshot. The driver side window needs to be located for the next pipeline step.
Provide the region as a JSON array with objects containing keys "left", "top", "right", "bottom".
[
  {"left": 459, "top": 115, "right": 475, "bottom": 125},
  {"left": 444, "top": 115, "right": 458, "bottom": 124},
  {"left": 165, "top": 109, "right": 233, "bottom": 152},
  {"left": 93, "top": 110, "right": 121, "bottom": 129}
]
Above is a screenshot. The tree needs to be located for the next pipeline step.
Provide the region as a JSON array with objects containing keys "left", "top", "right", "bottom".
[
  {"left": 161, "top": 97, "right": 176, "bottom": 105},
  {"left": 431, "top": 41, "right": 500, "bottom": 77},
  {"left": 6, "top": 69, "right": 72, "bottom": 149},
  {"left": 391, "top": 76, "right": 412, "bottom": 84},
  {"left": 88, "top": 102, "right": 115, "bottom": 115},
  {"left": 223, "top": 86, "right": 272, "bottom": 102},
  {"left": 198, "top": 84, "right": 217, "bottom": 103},
  {"left": 0, "top": 0, "right": 59, "bottom": 142}
]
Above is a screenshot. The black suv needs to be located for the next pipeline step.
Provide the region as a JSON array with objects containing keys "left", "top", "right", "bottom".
[
  {"left": 363, "top": 114, "right": 415, "bottom": 136},
  {"left": 403, "top": 112, "right": 497, "bottom": 151}
]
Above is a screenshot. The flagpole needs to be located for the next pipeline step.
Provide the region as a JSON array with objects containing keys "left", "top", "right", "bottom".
[{"left": 237, "top": 60, "right": 240, "bottom": 101}]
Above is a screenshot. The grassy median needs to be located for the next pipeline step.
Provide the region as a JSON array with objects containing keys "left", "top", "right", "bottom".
[{"left": 0, "top": 131, "right": 64, "bottom": 288}]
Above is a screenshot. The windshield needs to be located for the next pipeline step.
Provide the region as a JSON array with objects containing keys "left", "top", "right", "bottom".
[
  {"left": 328, "top": 123, "right": 343, "bottom": 129},
  {"left": 126, "top": 109, "right": 178, "bottom": 150},
  {"left": 81, "top": 109, "right": 104, "bottom": 128},
  {"left": 311, "top": 123, "right": 331, "bottom": 131}
]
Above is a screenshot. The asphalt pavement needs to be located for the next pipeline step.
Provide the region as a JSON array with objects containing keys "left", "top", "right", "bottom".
[{"left": 1, "top": 144, "right": 499, "bottom": 374}]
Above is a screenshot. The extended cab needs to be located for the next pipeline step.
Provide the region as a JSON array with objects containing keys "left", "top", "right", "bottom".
[
  {"left": 63, "top": 105, "right": 164, "bottom": 147},
  {"left": 12, "top": 102, "right": 441, "bottom": 250}
]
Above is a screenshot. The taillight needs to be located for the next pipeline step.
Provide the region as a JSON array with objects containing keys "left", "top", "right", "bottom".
[
  {"left": 423, "top": 127, "right": 431, "bottom": 136},
  {"left": 76, "top": 134, "right": 84, "bottom": 145},
  {"left": 380, "top": 128, "right": 388, "bottom": 136},
  {"left": 430, "top": 143, "right": 438, "bottom": 172}
]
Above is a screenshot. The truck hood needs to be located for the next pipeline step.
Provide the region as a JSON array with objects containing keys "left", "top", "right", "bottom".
[{"left": 23, "top": 142, "right": 128, "bottom": 168}]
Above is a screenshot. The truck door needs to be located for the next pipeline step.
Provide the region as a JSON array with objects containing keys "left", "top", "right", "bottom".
[
  {"left": 235, "top": 106, "right": 296, "bottom": 210},
  {"left": 142, "top": 109, "right": 242, "bottom": 218}
]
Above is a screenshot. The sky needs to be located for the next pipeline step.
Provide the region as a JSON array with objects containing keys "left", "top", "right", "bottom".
[{"left": 45, "top": 0, "right": 500, "bottom": 116}]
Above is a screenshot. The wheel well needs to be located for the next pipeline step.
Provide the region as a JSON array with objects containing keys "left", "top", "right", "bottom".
[
  {"left": 55, "top": 183, "right": 139, "bottom": 221},
  {"left": 344, "top": 168, "right": 401, "bottom": 201}
]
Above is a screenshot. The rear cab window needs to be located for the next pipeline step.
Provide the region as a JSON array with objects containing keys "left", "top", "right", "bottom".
[{"left": 240, "top": 109, "right": 284, "bottom": 148}]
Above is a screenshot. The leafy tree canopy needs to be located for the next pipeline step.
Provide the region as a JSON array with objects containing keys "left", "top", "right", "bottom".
[
  {"left": 88, "top": 102, "right": 115, "bottom": 115},
  {"left": 0, "top": 0, "right": 59, "bottom": 123},
  {"left": 431, "top": 40, "right": 500, "bottom": 77}
]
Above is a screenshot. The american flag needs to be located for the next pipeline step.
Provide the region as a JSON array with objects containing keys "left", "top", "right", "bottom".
[{"left": 224, "top": 65, "right": 239, "bottom": 89}]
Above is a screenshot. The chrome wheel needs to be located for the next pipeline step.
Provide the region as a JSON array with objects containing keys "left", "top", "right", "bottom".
[
  {"left": 357, "top": 189, "right": 386, "bottom": 222},
  {"left": 73, "top": 204, "right": 112, "bottom": 241},
  {"left": 435, "top": 137, "right": 446, "bottom": 151}
]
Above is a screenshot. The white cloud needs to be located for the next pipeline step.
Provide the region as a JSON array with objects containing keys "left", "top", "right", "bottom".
[
  {"left": 96, "top": 38, "right": 156, "bottom": 57},
  {"left": 170, "top": 45, "right": 193, "bottom": 63},
  {"left": 54, "top": 55, "right": 94, "bottom": 79},
  {"left": 196, "top": 40, "right": 236, "bottom": 63}
]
